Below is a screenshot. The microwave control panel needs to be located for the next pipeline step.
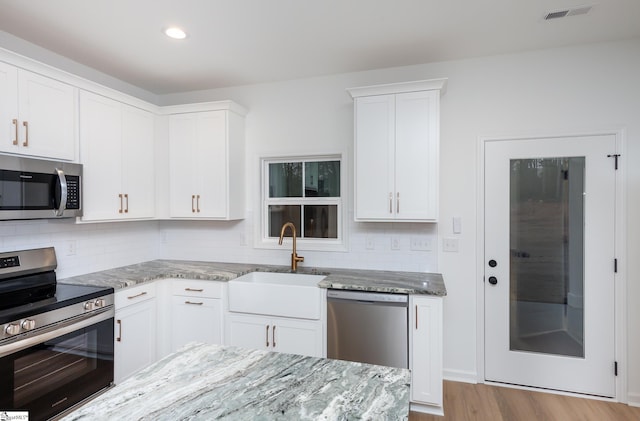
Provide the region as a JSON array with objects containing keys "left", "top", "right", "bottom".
[{"left": 65, "top": 175, "right": 81, "bottom": 210}]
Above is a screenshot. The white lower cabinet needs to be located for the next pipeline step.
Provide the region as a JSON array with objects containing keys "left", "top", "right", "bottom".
[
  {"left": 114, "top": 283, "right": 157, "bottom": 384},
  {"left": 225, "top": 313, "right": 323, "bottom": 358},
  {"left": 170, "top": 280, "right": 223, "bottom": 352},
  {"left": 409, "top": 295, "right": 443, "bottom": 410}
]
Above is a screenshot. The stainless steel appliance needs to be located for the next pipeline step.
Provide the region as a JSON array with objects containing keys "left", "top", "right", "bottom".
[
  {"left": 0, "top": 156, "right": 82, "bottom": 220},
  {"left": 0, "top": 247, "right": 114, "bottom": 421},
  {"left": 327, "top": 289, "right": 408, "bottom": 369}
]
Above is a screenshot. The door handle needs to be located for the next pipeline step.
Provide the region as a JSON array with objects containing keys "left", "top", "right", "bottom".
[
  {"left": 119, "top": 194, "right": 123, "bottom": 213},
  {"left": 196, "top": 195, "right": 201, "bottom": 213},
  {"left": 116, "top": 319, "right": 122, "bottom": 342},
  {"left": 488, "top": 276, "right": 498, "bottom": 285},
  {"left": 124, "top": 194, "right": 129, "bottom": 213},
  {"left": 191, "top": 195, "right": 196, "bottom": 213},
  {"left": 266, "top": 325, "right": 270, "bottom": 347}
]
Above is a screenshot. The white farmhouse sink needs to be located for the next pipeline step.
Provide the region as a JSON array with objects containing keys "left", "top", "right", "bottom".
[{"left": 228, "top": 272, "right": 326, "bottom": 320}]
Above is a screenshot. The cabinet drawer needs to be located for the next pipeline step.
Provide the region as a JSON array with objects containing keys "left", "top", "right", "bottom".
[
  {"left": 171, "top": 279, "right": 222, "bottom": 298},
  {"left": 115, "top": 283, "right": 157, "bottom": 309}
]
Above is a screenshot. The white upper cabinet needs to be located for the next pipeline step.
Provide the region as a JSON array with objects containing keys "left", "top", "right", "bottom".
[
  {"left": 0, "top": 62, "right": 77, "bottom": 161},
  {"left": 348, "top": 79, "right": 446, "bottom": 222},
  {"left": 80, "top": 90, "right": 155, "bottom": 221},
  {"left": 168, "top": 104, "right": 245, "bottom": 220}
]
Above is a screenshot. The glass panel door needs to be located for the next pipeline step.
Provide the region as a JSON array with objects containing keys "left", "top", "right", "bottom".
[{"left": 484, "top": 134, "right": 616, "bottom": 397}]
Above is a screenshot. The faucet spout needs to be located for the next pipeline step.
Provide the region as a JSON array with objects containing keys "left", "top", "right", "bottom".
[{"left": 278, "top": 222, "right": 304, "bottom": 271}]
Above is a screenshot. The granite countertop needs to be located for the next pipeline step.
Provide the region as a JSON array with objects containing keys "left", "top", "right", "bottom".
[
  {"left": 60, "top": 259, "right": 446, "bottom": 296},
  {"left": 62, "top": 342, "right": 411, "bottom": 421}
]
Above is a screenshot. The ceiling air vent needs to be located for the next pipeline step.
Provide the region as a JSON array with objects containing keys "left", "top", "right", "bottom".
[
  {"left": 544, "top": 5, "right": 592, "bottom": 20},
  {"left": 545, "top": 10, "right": 569, "bottom": 20}
]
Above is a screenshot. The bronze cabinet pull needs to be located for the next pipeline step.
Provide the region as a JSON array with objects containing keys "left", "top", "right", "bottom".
[
  {"left": 12, "top": 119, "right": 18, "bottom": 145},
  {"left": 22, "top": 121, "right": 29, "bottom": 147}
]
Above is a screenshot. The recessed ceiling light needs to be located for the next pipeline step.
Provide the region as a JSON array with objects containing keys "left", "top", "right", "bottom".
[{"left": 164, "top": 27, "right": 187, "bottom": 40}]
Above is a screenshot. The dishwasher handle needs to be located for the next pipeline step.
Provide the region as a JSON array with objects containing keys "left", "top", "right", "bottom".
[{"left": 327, "top": 289, "right": 408, "bottom": 305}]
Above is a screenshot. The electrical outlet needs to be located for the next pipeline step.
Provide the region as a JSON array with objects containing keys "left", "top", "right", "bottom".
[
  {"left": 365, "top": 237, "right": 375, "bottom": 250},
  {"left": 391, "top": 237, "right": 401, "bottom": 250},
  {"left": 442, "top": 237, "right": 459, "bottom": 253},
  {"left": 410, "top": 237, "right": 432, "bottom": 251},
  {"left": 66, "top": 240, "right": 77, "bottom": 256}
]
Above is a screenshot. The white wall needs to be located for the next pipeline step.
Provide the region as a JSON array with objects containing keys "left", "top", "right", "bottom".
[{"left": 159, "top": 38, "right": 640, "bottom": 400}]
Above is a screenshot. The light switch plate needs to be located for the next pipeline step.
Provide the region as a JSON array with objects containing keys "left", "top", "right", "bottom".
[
  {"left": 453, "top": 216, "right": 462, "bottom": 234},
  {"left": 391, "top": 237, "right": 401, "bottom": 250}
]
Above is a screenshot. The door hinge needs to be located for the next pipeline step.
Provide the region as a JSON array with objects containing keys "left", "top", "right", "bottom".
[
  {"left": 615, "top": 361, "right": 618, "bottom": 376},
  {"left": 607, "top": 154, "right": 620, "bottom": 170},
  {"left": 614, "top": 258, "right": 618, "bottom": 273}
]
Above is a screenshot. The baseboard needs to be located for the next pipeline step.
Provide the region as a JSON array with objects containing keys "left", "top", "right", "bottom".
[
  {"left": 443, "top": 368, "right": 478, "bottom": 384},
  {"left": 410, "top": 402, "right": 444, "bottom": 416},
  {"left": 628, "top": 393, "right": 640, "bottom": 407}
]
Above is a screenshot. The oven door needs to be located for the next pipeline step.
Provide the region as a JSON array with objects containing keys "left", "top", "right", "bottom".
[{"left": 0, "top": 310, "right": 114, "bottom": 421}]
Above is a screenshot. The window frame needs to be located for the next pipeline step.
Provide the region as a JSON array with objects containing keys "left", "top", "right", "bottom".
[{"left": 259, "top": 154, "right": 347, "bottom": 252}]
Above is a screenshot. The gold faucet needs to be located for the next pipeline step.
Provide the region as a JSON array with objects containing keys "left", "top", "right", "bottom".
[{"left": 278, "top": 222, "right": 304, "bottom": 272}]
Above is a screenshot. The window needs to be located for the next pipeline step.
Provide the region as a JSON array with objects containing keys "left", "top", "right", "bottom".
[{"left": 262, "top": 156, "right": 343, "bottom": 249}]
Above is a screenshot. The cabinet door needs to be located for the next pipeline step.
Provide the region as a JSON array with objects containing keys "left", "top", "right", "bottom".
[
  {"left": 169, "top": 113, "right": 198, "bottom": 217},
  {"left": 79, "top": 91, "right": 124, "bottom": 220},
  {"left": 170, "top": 296, "right": 222, "bottom": 352},
  {"left": 273, "top": 318, "right": 323, "bottom": 358},
  {"left": 225, "top": 313, "right": 270, "bottom": 351},
  {"left": 354, "top": 94, "right": 395, "bottom": 220},
  {"left": 114, "top": 298, "right": 156, "bottom": 384},
  {"left": 395, "top": 90, "right": 439, "bottom": 221},
  {"left": 409, "top": 295, "right": 443, "bottom": 406},
  {"left": 196, "top": 111, "right": 227, "bottom": 218},
  {"left": 80, "top": 92, "right": 124, "bottom": 221},
  {"left": 122, "top": 104, "right": 155, "bottom": 219},
  {"left": 0, "top": 62, "right": 18, "bottom": 154},
  {"left": 17, "top": 70, "right": 76, "bottom": 161}
]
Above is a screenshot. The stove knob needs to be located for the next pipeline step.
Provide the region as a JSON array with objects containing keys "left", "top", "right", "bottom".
[
  {"left": 21, "top": 319, "right": 36, "bottom": 331},
  {"left": 5, "top": 323, "right": 20, "bottom": 335},
  {"left": 84, "top": 301, "right": 95, "bottom": 311},
  {"left": 94, "top": 299, "right": 106, "bottom": 308}
]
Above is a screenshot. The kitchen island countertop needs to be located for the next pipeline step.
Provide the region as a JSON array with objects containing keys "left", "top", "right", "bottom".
[
  {"left": 60, "top": 259, "right": 446, "bottom": 296},
  {"left": 61, "top": 342, "right": 411, "bottom": 421}
]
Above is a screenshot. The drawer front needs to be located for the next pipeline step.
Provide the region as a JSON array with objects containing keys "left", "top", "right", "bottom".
[
  {"left": 115, "top": 283, "right": 157, "bottom": 309},
  {"left": 171, "top": 279, "right": 222, "bottom": 298}
]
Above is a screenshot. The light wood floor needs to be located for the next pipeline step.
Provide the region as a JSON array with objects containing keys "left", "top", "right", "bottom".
[{"left": 409, "top": 381, "right": 640, "bottom": 421}]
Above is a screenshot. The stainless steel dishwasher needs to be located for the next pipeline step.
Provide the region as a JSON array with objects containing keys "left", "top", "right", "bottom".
[{"left": 327, "top": 289, "right": 408, "bottom": 369}]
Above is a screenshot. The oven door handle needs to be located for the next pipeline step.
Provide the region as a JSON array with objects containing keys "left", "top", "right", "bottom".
[{"left": 0, "top": 308, "right": 114, "bottom": 358}]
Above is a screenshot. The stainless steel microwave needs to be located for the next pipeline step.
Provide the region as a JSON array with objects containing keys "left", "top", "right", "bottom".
[{"left": 0, "top": 156, "right": 82, "bottom": 220}]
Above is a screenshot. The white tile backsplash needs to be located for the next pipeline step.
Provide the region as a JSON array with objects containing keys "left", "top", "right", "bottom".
[
  {"left": 0, "top": 215, "right": 438, "bottom": 279},
  {"left": 0, "top": 219, "right": 160, "bottom": 279}
]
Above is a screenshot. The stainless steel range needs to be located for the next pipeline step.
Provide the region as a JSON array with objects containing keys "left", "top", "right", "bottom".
[{"left": 0, "top": 247, "right": 114, "bottom": 421}]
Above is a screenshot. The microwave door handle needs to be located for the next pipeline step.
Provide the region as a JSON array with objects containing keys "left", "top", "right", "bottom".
[{"left": 55, "top": 168, "right": 68, "bottom": 217}]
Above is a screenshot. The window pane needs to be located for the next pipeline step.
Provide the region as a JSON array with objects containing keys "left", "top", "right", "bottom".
[
  {"left": 305, "top": 161, "right": 340, "bottom": 197},
  {"left": 509, "top": 157, "right": 585, "bottom": 358},
  {"left": 269, "top": 205, "right": 301, "bottom": 237},
  {"left": 269, "top": 163, "right": 302, "bottom": 197},
  {"left": 304, "top": 205, "right": 338, "bottom": 238}
]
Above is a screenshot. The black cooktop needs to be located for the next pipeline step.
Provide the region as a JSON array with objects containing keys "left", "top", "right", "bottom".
[{"left": 0, "top": 283, "right": 114, "bottom": 325}]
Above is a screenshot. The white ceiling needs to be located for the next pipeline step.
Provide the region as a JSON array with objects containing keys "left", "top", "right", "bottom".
[{"left": 0, "top": 0, "right": 638, "bottom": 95}]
